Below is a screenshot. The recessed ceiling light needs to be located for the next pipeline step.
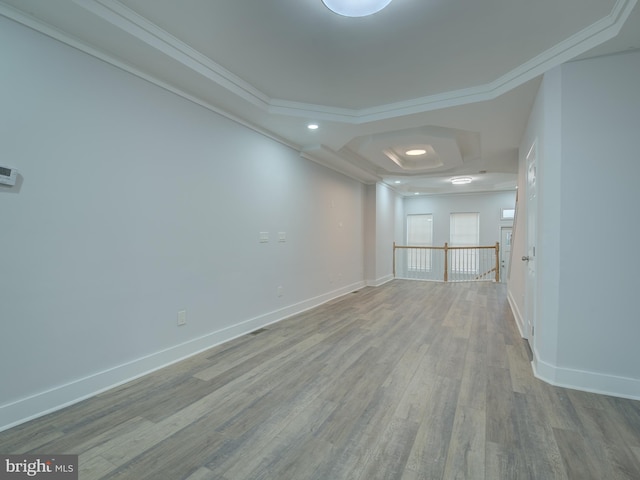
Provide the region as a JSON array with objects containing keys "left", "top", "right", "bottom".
[
  {"left": 414, "top": 192, "right": 420, "bottom": 195},
  {"left": 307, "top": 123, "right": 319, "bottom": 130},
  {"left": 451, "top": 177, "right": 473, "bottom": 185},
  {"left": 405, "top": 149, "right": 427, "bottom": 156},
  {"left": 322, "top": 0, "right": 392, "bottom": 17},
  {"left": 394, "top": 180, "right": 401, "bottom": 184}
]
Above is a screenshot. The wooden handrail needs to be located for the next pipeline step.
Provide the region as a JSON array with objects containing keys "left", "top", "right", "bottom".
[{"left": 393, "top": 245, "right": 498, "bottom": 250}]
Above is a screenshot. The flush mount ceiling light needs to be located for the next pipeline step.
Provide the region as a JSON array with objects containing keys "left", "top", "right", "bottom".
[
  {"left": 307, "top": 123, "right": 319, "bottom": 130},
  {"left": 451, "top": 177, "right": 473, "bottom": 185},
  {"left": 322, "top": 0, "right": 393, "bottom": 17},
  {"left": 405, "top": 149, "right": 427, "bottom": 156}
]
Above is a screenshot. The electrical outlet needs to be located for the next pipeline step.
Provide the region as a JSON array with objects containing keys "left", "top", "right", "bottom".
[
  {"left": 177, "top": 310, "right": 187, "bottom": 326},
  {"left": 277, "top": 286, "right": 284, "bottom": 297}
]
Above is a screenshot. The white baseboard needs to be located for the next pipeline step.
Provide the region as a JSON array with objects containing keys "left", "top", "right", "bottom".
[
  {"left": 532, "top": 354, "right": 640, "bottom": 401},
  {"left": 0, "top": 281, "right": 365, "bottom": 432},
  {"left": 506, "top": 288, "right": 526, "bottom": 338},
  {"left": 366, "top": 274, "right": 394, "bottom": 287}
]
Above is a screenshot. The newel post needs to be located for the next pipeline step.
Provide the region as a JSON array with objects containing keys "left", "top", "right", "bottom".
[
  {"left": 444, "top": 242, "right": 449, "bottom": 282},
  {"left": 393, "top": 242, "right": 396, "bottom": 278}
]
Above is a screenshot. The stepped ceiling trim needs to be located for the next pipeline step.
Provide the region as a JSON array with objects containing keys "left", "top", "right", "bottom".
[
  {"left": 4, "top": 0, "right": 633, "bottom": 124},
  {"left": 74, "top": 0, "right": 271, "bottom": 109},
  {"left": 266, "top": 0, "right": 637, "bottom": 123},
  {"left": 2, "top": 0, "right": 637, "bottom": 194}
]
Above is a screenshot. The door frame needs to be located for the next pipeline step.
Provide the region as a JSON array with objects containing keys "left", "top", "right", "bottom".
[{"left": 524, "top": 139, "right": 538, "bottom": 341}]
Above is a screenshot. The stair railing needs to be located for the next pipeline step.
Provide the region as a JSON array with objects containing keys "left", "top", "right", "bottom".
[{"left": 393, "top": 242, "right": 500, "bottom": 282}]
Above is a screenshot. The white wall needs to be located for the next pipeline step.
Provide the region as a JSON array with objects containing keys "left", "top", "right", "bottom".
[
  {"left": 403, "top": 191, "right": 516, "bottom": 247},
  {"left": 394, "top": 191, "right": 404, "bottom": 247},
  {"left": 363, "top": 182, "right": 402, "bottom": 286},
  {"left": 0, "top": 17, "right": 366, "bottom": 429},
  {"left": 517, "top": 50, "right": 640, "bottom": 399},
  {"left": 512, "top": 69, "right": 563, "bottom": 364},
  {"left": 375, "top": 183, "right": 400, "bottom": 284},
  {"left": 556, "top": 51, "right": 640, "bottom": 387},
  {"left": 536, "top": 67, "right": 564, "bottom": 373},
  {"left": 363, "top": 184, "right": 377, "bottom": 283}
]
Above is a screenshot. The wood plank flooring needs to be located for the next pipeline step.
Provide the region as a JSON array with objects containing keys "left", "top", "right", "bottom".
[{"left": 2, "top": 280, "right": 640, "bottom": 479}]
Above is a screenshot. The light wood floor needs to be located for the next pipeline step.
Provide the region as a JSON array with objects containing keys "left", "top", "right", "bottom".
[{"left": 2, "top": 280, "right": 640, "bottom": 479}]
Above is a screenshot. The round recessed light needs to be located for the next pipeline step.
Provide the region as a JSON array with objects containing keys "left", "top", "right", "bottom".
[
  {"left": 405, "top": 149, "right": 427, "bottom": 156},
  {"left": 307, "top": 123, "right": 319, "bottom": 130},
  {"left": 322, "top": 0, "right": 392, "bottom": 17},
  {"left": 451, "top": 177, "right": 473, "bottom": 185}
]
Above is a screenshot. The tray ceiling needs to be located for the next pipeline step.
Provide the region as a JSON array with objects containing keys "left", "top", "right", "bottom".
[{"left": 1, "top": 0, "right": 638, "bottom": 194}]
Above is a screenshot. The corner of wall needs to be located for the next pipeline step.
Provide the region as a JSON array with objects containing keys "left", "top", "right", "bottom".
[
  {"left": 506, "top": 288, "right": 525, "bottom": 338},
  {"left": 531, "top": 356, "right": 640, "bottom": 402}
]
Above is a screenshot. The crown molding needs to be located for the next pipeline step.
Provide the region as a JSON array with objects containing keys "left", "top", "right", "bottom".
[
  {"left": 270, "top": 0, "right": 637, "bottom": 123},
  {"left": 0, "top": 1, "right": 301, "bottom": 154},
  {"left": 300, "top": 145, "right": 380, "bottom": 184},
  {"left": 3, "top": 0, "right": 636, "bottom": 126},
  {"left": 73, "top": 0, "right": 271, "bottom": 110}
]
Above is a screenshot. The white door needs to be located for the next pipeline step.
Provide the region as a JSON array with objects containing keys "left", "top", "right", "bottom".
[
  {"left": 524, "top": 141, "right": 537, "bottom": 340},
  {"left": 500, "top": 227, "right": 512, "bottom": 283}
]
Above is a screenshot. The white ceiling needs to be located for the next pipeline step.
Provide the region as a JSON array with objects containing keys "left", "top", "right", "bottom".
[{"left": 2, "top": 0, "right": 639, "bottom": 195}]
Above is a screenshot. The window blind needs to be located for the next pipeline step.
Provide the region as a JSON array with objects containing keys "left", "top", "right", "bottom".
[
  {"left": 450, "top": 212, "right": 479, "bottom": 246},
  {"left": 407, "top": 214, "right": 433, "bottom": 245}
]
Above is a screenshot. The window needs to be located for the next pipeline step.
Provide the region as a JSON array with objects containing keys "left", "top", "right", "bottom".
[
  {"left": 450, "top": 212, "right": 479, "bottom": 246},
  {"left": 407, "top": 214, "right": 432, "bottom": 270},
  {"left": 450, "top": 212, "right": 479, "bottom": 273},
  {"left": 407, "top": 214, "right": 433, "bottom": 246},
  {"left": 500, "top": 208, "right": 515, "bottom": 220}
]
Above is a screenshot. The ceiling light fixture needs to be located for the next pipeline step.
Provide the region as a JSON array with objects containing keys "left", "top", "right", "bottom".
[
  {"left": 405, "top": 149, "right": 427, "bottom": 156},
  {"left": 451, "top": 177, "right": 473, "bottom": 185},
  {"left": 322, "top": 0, "right": 393, "bottom": 17},
  {"left": 307, "top": 123, "right": 319, "bottom": 130}
]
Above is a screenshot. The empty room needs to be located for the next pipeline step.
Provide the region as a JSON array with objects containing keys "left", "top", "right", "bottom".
[{"left": 1, "top": 1, "right": 640, "bottom": 479}]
